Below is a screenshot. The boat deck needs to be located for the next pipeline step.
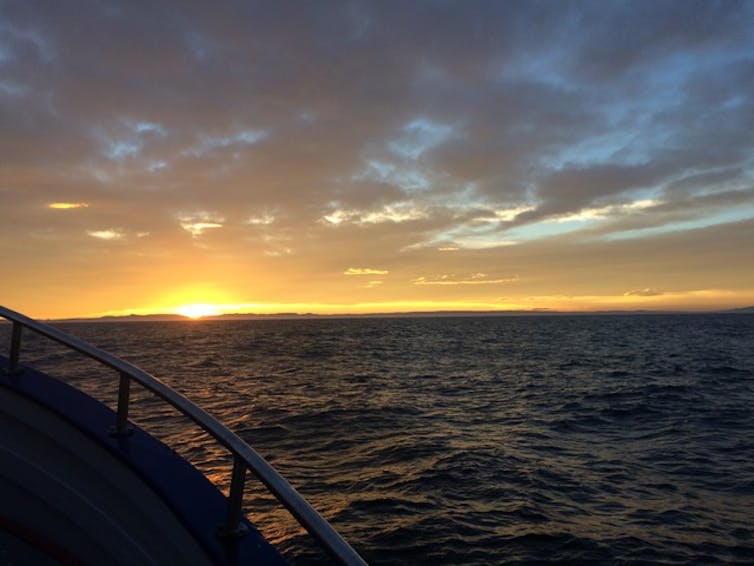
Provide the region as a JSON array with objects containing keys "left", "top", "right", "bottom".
[{"left": 0, "top": 355, "right": 287, "bottom": 565}]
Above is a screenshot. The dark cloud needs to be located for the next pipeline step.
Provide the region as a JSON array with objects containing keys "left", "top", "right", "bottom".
[
  {"left": 522, "top": 162, "right": 669, "bottom": 221},
  {"left": 665, "top": 167, "right": 746, "bottom": 194},
  {"left": 567, "top": 0, "right": 752, "bottom": 80}
]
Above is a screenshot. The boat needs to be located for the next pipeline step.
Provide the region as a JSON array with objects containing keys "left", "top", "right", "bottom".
[{"left": 0, "top": 305, "right": 367, "bottom": 565}]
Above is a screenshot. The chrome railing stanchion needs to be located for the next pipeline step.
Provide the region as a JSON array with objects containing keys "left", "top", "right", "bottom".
[
  {"left": 8, "top": 321, "right": 22, "bottom": 374},
  {"left": 111, "top": 371, "right": 133, "bottom": 436},
  {"left": 218, "top": 454, "right": 248, "bottom": 538}
]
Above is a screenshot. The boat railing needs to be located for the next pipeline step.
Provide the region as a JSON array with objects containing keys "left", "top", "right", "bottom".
[{"left": 0, "top": 305, "right": 367, "bottom": 566}]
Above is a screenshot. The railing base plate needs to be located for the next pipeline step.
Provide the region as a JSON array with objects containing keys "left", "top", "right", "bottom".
[
  {"left": 108, "top": 425, "right": 134, "bottom": 437},
  {"left": 215, "top": 522, "right": 248, "bottom": 540}
]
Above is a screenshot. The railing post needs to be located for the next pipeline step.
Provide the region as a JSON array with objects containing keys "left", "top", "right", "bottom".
[
  {"left": 110, "top": 372, "right": 133, "bottom": 436},
  {"left": 217, "top": 454, "right": 248, "bottom": 539},
  {"left": 7, "top": 322, "right": 22, "bottom": 375}
]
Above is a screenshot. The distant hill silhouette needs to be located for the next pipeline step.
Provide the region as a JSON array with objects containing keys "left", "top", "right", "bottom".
[
  {"left": 725, "top": 306, "right": 754, "bottom": 313},
  {"left": 42, "top": 306, "right": 754, "bottom": 323}
]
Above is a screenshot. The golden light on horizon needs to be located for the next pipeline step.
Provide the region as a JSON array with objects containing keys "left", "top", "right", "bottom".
[{"left": 175, "top": 303, "right": 222, "bottom": 319}]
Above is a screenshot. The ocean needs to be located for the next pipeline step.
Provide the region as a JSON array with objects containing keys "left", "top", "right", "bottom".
[{"left": 4, "top": 314, "right": 754, "bottom": 564}]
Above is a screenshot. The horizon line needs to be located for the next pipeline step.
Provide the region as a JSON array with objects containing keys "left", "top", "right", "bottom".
[{"left": 33, "top": 305, "right": 754, "bottom": 323}]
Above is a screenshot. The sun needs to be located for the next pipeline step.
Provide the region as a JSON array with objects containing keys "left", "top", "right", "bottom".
[{"left": 175, "top": 303, "right": 221, "bottom": 319}]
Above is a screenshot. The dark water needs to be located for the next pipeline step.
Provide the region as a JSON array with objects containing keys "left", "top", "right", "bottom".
[{"left": 3, "top": 314, "right": 754, "bottom": 564}]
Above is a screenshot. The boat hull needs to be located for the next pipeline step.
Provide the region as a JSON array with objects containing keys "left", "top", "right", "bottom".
[{"left": 0, "top": 356, "right": 287, "bottom": 565}]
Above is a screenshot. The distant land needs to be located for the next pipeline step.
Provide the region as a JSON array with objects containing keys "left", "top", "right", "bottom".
[
  {"left": 727, "top": 306, "right": 754, "bottom": 314},
  {"left": 44, "top": 306, "right": 754, "bottom": 323}
]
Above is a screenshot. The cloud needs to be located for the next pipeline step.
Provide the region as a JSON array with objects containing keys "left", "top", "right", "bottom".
[
  {"left": 49, "top": 202, "right": 88, "bottom": 209},
  {"left": 263, "top": 247, "right": 292, "bottom": 258},
  {"left": 87, "top": 229, "right": 124, "bottom": 241},
  {"left": 95, "top": 119, "right": 168, "bottom": 161},
  {"left": 624, "top": 288, "right": 664, "bottom": 297},
  {"left": 322, "top": 203, "right": 428, "bottom": 226},
  {"left": 344, "top": 268, "right": 389, "bottom": 276},
  {"left": 413, "top": 274, "right": 519, "bottom": 286},
  {"left": 181, "top": 222, "right": 222, "bottom": 237},
  {"left": 247, "top": 213, "right": 275, "bottom": 225},
  {"left": 185, "top": 129, "right": 268, "bottom": 157},
  {"left": 552, "top": 199, "right": 661, "bottom": 223},
  {"left": 520, "top": 163, "right": 669, "bottom": 224},
  {"left": 388, "top": 118, "right": 457, "bottom": 159},
  {"left": 177, "top": 212, "right": 224, "bottom": 237}
]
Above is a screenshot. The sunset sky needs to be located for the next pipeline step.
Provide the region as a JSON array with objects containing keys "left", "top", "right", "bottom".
[{"left": 2, "top": 1, "right": 753, "bottom": 319}]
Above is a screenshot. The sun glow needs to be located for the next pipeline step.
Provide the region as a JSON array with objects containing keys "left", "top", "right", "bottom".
[{"left": 175, "top": 303, "right": 221, "bottom": 319}]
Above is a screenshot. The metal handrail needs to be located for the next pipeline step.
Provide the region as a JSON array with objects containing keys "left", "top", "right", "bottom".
[{"left": 0, "top": 305, "right": 367, "bottom": 566}]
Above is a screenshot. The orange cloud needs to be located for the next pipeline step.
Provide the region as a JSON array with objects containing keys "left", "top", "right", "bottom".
[
  {"left": 49, "top": 202, "right": 89, "bottom": 209},
  {"left": 624, "top": 288, "right": 663, "bottom": 297},
  {"left": 87, "top": 229, "right": 124, "bottom": 240},
  {"left": 413, "top": 274, "right": 519, "bottom": 286},
  {"left": 344, "top": 267, "right": 389, "bottom": 276}
]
